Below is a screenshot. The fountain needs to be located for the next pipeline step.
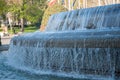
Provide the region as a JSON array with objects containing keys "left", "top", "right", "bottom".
[{"left": 7, "top": 4, "right": 120, "bottom": 79}]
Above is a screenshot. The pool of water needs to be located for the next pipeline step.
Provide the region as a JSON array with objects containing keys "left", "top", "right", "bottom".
[{"left": 0, "top": 51, "right": 117, "bottom": 80}]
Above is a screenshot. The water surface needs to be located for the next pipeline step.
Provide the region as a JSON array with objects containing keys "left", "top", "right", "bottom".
[
  {"left": 0, "top": 51, "right": 117, "bottom": 80},
  {"left": 0, "top": 51, "right": 90, "bottom": 80}
]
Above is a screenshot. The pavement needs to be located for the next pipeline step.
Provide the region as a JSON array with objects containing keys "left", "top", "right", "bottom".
[
  {"left": 1, "top": 36, "right": 11, "bottom": 45},
  {"left": 0, "top": 36, "right": 12, "bottom": 51},
  {"left": 0, "top": 33, "right": 23, "bottom": 51},
  {"left": 0, "top": 29, "right": 25, "bottom": 51}
]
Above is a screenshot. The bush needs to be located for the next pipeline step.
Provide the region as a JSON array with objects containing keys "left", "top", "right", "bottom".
[{"left": 40, "top": 3, "right": 67, "bottom": 31}]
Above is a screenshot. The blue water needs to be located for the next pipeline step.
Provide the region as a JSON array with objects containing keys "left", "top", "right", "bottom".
[{"left": 0, "top": 51, "right": 116, "bottom": 80}]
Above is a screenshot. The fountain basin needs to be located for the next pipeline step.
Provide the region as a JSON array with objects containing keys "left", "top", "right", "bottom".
[
  {"left": 7, "top": 4, "right": 120, "bottom": 79},
  {"left": 12, "top": 29, "right": 120, "bottom": 48},
  {"left": 9, "top": 29, "right": 120, "bottom": 76}
]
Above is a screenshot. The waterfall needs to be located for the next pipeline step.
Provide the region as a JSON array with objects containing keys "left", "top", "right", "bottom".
[
  {"left": 7, "top": 4, "right": 120, "bottom": 79},
  {"left": 45, "top": 4, "right": 120, "bottom": 31}
]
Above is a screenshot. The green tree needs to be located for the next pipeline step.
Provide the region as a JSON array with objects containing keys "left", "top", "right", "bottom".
[
  {"left": 8, "top": 0, "right": 47, "bottom": 32},
  {"left": 0, "top": 0, "right": 7, "bottom": 21},
  {"left": 23, "top": 0, "right": 47, "bottom": 23},
  {"left": 0, "top": 0, "right": 6, "bottom": 15}
]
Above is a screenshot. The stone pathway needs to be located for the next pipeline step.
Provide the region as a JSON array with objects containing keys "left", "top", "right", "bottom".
[
  {"left": 0, "top": 36, "right": 11, "bottom": 51},
  {"left": 0, "top": 34, "right": 22, "bottom": 51},
  {"left": 1, "top": 36, "right": 11, "bottom": 45}
]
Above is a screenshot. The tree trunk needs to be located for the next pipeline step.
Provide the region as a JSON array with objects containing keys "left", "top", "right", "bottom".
[
  {"left": 83, "top": 0, "right": 87, "bottom": 8},
  {"left": 104, "top": 0, "right": 107, "bottom": 5},
  {"left": 117, "top": 0, "right": 119, "bottom": 3},
  {"left": 68, "top": 0, "right": 71, "bottom": 10},
  {"left": 78, "top": 0, "right": 80, "bottom": 9},
  {"left": 20, "top": 18, "right": 24, "bottom": 32},
  {"left": 58, "top": 0, "right": 60, "bottom": 4},
  {"left": 64, "top": 0, "right": 67, "bottom": 8},
  {"left": 71, "top": 0, "right": 73, "bottom": 10},
  {"left": 98, "top": 0, "right": 101, "bottom": 6}
]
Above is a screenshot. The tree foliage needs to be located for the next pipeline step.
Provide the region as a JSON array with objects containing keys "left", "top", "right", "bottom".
[
  {"left": 7, "top": 0, "right": 47, "bottom": 32},
  {"left": 25, "top": 6, "right": 43, "bottom": 23},
  {"left": 8, "top": 0, "right": 47, "bottom": 23},
  {"left": 40, "top": 3, "right": 67, "bottom": 31},
  {"left": 0, "top": 0, "right": 7, "bottom": 16}
]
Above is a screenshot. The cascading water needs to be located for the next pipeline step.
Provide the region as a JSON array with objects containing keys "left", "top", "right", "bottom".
[
  {"left": 6, "top": 4, "right": 120, "bottom": 79},
  {"left": 45, "top": 4, "right": 120, "bottom": 31}
]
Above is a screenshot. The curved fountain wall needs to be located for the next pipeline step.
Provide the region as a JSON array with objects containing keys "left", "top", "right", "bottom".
[{"left": 7, "top": 4, "right": 120, "bottom": 78}]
